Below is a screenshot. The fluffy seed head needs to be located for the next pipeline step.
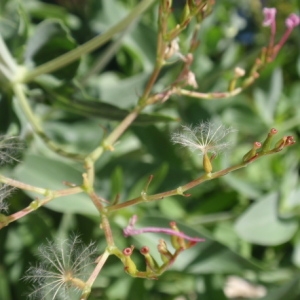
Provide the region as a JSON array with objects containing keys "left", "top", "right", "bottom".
[
  {"left": 24, "top": 235, "right": 97, "bottom": 300},
  {"left": 171, "top": 121, "right": 235, "bottom": 156},
  {"left": 0, "top": 184, "right": 15, "bottom": 213},
  {"left": 0, "top": 135, "right": 24, "bottom": 165}
]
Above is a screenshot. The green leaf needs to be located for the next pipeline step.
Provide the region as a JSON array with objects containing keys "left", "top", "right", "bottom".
[
  {"left": 50, "top": 92, "right": 177, "bottom": 125},
  {"left": 260, "top": 272, "right": 300, "bottom": 300},
  {"left": 234, "top": 193, "right": 298, "bottom": 246},
  {"left": 110, "top": 166, "right": 124, "bottom": 199},
  {"left": 185, "top": 236, "right": 260, "bottom": 274},
  {"left": 95, "top": 73, "right": 149, "bottom": 108},
  {"left": 0, "top": 266, "right": 11, "bottom": 300},
  {"left": 221, "top": 173, "right": 262, "bottom": 199},
  {"left": 253, "top": 68, "right": 282, "bottom": 126},
  {"left": 158, "top": 197, "right": 186, "bottom": 219},
  {"left": 25, "top": 2, "right": 71, "bottom": 22},
  {"left": 24, "top": 19, "right": 79, "bottom": 80},
  {"left": 292, "top": 231, "right": 300, "bottom": 268},
  {"left": 13, "top": 154, "right": 99, "bottom": 216}
]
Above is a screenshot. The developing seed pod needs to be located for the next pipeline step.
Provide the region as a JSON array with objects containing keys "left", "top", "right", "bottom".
[
  {"left": 261, "top": 128, "right": 278, "bottom": 153},
  {"left": 123, "top": 247, "right": 138, "bottom": 276},
  {"left": 140, "top": 246, "right": 159, "bottom": 272},
  {"left": 243, "top": 142, "right": 261, "bottom": 162}
]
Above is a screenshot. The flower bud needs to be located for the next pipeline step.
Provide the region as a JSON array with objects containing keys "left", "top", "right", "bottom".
[
  {"left": 164, "top": 38, "right": 180, "bottom": 60},
  {"left": 286, "top": 136, "right": 296, "bottom": 146},
  {"left": 180, "top": 2, "right": 190, "bottom": 23},
  {"left": 274, "top": 137, "right": 286, "bottom": 151},
  {"left": 140, "top": 246, "right": 159, "bottom": 272},
  {"left": 169, "top": 221, "right": 186, "bottom": 250},
  {"left": 243, "top": 142, "right": 261, "bottom": 162},
  {"left": 123, "top": 247, "right": 137, "bottom": 276},
  {"left": 234, "top": 67, "right": 246, "bottom": 78},
  {"left": 157, "top": 239, "right": 173, "bottom": 263},
  {"left": 274, "top": 135, "right": 295, "bottom": 151},
  {"left": 186, "top": 71, "right": 198, "bottom": 88},
  {"left": 261, "top": 128, "right": 278, "bottom": 153}
]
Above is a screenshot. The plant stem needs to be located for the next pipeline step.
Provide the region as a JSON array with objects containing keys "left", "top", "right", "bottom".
[
  {"left": 4, "top": 187, "right": 82, "bottom": 227},
  {"left": 13, "top": 83, "right": 85, "bottom": 161},
  {"left": 101, "top": 215, "right": 115, "bottom": 247},
  {"left": 178, "top": 87, "right": 242, "bottom": 99},
  {"left": 0, "top": 175, "right": 49, "bottom": 195},
  {"left": 87, "top": 107, "right": 142, "bottom": 163},
  {"left": 21, "top": 0, "right": 155, "bottom": 83},
  {"left": 80, "top": 250, "right": 110, "bottom": 300},
  {"left": 107, "top": 155, "right": 273, "bottom": 212}
]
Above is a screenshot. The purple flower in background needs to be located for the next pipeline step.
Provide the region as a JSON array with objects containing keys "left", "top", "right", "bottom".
[
  {"left": 274, "top": 13, "right": 300, "bottom": 57},
  {"left": 262, "top": 7, "right": 300, "bottom": 59},
  {"left": 285, "top": 13, "right": 300, "bottom": 29},
  {"left": 262, "top": 7, "right": 277, "bottom": 27},
  {"left": 262, "top": 8, "right": 277, "bottom": 47},
  {"left": 123, "top": 215, "right": 204, "bottom": 243}
]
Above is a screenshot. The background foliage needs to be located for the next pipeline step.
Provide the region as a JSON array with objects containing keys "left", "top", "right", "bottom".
[{"left": 1, "top": 0, "right": 300, "bottom": 299}]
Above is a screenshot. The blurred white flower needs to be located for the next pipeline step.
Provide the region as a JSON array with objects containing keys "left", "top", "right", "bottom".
[
  {"left": 164, "top": 38, "right": 181, "bottom": 60},
  {"left": 171, "top": 121, "right": 235, "bottom": 156},
  {"left": 25, "top": 235, "right": 97, "bottom": 300},
  {"left": 186, "top": 71, "right": 198, "bottom": 88},
  {"left": 224, "top": 276, "right": 267, "bottom": 299}
]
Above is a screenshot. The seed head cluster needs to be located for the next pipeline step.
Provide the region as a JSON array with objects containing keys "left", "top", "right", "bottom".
[
  {"left": 171, "top": 121, "right": 235, "bottom": 156},
  {"left": 25, "top": 235, "right": 97, "bottom": 300}
]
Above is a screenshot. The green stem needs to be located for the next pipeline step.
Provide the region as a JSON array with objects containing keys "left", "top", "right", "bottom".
[
  {"left": 87, "top": 107, "right": 142, "bottom": 163},
  {"left": 139, "top": 2, "right": 168, "bottom": 104},
  {"left": 5, "top": 187, "right": 82, "bottom": 226},
  {"left": 0, "top": 175, "right": 49, "bottom": 195},
  {"left": 13, "top": 83, "right": 85, "bottom": 161},
  {"left": 178, "top": 87, "right": 242, "bottom": 99},
  {"left": 107, "top": 152, "right": 279, "bottom": 212},
  {"left": 80, "top": 251, "right": 110, "bottom": 300},
  {"left": 21, "top": 0, "right": 155, "bottom": 83},
  {"left": 12, "top": 84, "right": 43, "bottom": 132},
  {"left": 101, "top": 215, "right": 115, "bottom": 247}
]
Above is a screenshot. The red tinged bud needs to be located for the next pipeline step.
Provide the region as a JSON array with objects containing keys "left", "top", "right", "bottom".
[
  {"left": 261, "top": 128, "right": 278, "bottom": 153},
  {"left": 243, "top": 142, "right": 261, "bottom": 162},
  {"left": 274, "top": 136, "right": 295, "bottom": 151},
  {"left": 140, "top": 246, "right": 149, "bottom": 255},
  {"left": 123, "top": 246, "right": 134, "bottom": 256}
]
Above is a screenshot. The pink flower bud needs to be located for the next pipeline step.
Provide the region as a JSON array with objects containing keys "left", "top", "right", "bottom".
[
  {"left": 123, "top": 246, "right": 134, "bottom": 256},
  {"left": 285, "top": 13, "right": 300, "bottom": 29},
  {"left": 262, "top": 8, "right": 277, "bottom": 27},
  {"left": 270, "top": 128, "right": 278, "bottom": 135},
  {"left": 140, "top": 246, "right": 150, "bottom": 255}
]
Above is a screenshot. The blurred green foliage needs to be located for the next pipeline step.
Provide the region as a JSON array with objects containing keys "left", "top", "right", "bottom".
[{"left": 1, "top": 0, "right": 300, "bottom": 299}]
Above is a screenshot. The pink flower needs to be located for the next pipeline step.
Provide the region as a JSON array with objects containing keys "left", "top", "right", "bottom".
[
  {"left": 123, "top": 215, "right": 204, "bottom": 243},
  {"left": 285, "top": 13, "right": 300, "bottom": 29},
  {"left": 262, "top": 8, "right": 300, "bottom": 60},
  {"left": 262, "top": 8, "right": 277, "bottom": 27}
]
